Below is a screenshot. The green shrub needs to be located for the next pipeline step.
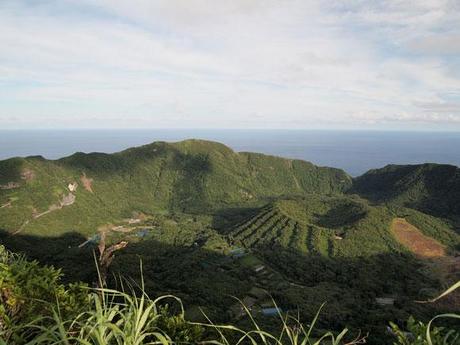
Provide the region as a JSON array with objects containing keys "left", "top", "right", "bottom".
[
  {"left": 0, "top": 245, "right": 88, "bottom": 343},
  {"left": 390, "top": 316, "right": 459, "bottom": 345}
]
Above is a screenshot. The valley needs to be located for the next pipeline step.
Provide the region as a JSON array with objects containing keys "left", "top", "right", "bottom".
[{"left": 0, "top": 139, "right": 459, "bottom": 344}]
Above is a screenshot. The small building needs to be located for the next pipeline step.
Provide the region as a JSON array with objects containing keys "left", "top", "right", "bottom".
[
  {"left": 261, "top": 307, "right": 281, "bottom": 316},
  {"left": 376, "top": 297, "right": 395, "bottom": 306},
  {"left": 89, "top": 234, "right": 101, "bottom": 243},
  {"left": 78, "top": 234, "right": 101, "bottom": 248},
  {"left": 254, "top": 265, "right": 265, "bottom": 273}
]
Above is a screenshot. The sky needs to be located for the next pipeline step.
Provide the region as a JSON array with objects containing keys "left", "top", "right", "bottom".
[{"left": 0, "top": 0, "right": 459, "bottom": 130}]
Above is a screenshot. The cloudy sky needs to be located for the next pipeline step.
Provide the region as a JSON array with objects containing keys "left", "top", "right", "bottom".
[{"left": 1, "top": 0, "right": 459, "bottom": 130}]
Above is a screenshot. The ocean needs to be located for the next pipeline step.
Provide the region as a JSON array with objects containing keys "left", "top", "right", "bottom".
[{"left": 0, "top": 129, "right": 459, "bottom": 176}]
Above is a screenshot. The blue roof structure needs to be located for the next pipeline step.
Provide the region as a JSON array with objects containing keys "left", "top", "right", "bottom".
[
  {"left": 89, "top": 234, "right": 100, "bottom": 243},
  {"left": 261, "top": 307, "right": 281, "bottom": 316},
  {"left": 137, "top": 229, "right": 149, "bottom": 238}
]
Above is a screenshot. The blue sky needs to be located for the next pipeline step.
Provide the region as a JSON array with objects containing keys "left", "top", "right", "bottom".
[{"left": 0, "top": 0, "right": 459, "bottom": 130}]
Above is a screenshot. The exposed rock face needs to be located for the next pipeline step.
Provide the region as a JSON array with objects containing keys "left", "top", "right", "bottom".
[
  {"left": 21, "top": 169, "right": 35, "bottom": 181},
  {"left": 61, "top": 193, "right": 76, "bottom": 207},
  {"left": 68, "top": 182, "right": 78, "bottom": 192}
]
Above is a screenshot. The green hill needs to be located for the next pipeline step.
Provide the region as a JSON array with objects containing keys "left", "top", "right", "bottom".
[
  {"left": 352, "top": 163, "right": 460, "bottom": 220},
  {"left": 229, "top": 195, "right": 460, "bottom": 256},
  {"left": 0, "top": 140, "right": 351, "bottom": 236}
]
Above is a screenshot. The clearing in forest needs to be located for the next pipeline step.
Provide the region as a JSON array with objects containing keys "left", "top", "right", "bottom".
[{"left": 391, "top": 218, "right": 446, "bottom": 258}]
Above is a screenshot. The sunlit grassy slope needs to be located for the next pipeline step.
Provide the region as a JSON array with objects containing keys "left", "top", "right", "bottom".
[{"left": 0, "top": 140, "right": 351, "bottom": 236}]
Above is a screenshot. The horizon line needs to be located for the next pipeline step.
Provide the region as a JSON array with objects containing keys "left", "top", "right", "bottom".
[{"left": 2, "top": 128, "right": 460, "bottom": 133}]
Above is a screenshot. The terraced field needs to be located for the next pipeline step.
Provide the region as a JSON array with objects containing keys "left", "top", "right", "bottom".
[
  {"left": 229, "top": 196, "right": 460, "bottom": 262},
  {"left": 229, "top": 201, "right": 335, "bottom": 257},
  {"left": 228, "top": 195, "right": 460, "bottom": 258}
]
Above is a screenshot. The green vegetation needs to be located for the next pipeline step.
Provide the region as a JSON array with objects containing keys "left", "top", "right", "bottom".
[
  {"left": 0, "top": 246, "right": 88, "bottom": 343},
  {"left": 1, "top": 140, "right": 460, "bottom": 344},
  {"left": 1, "top": 246, "right": 458, "bottom": 345},
  {"left": 352, "top": 163, "right": 460, "bottom": 222},
  {"left": 0, "top": 140, "right": 351, "bottom": 236}
]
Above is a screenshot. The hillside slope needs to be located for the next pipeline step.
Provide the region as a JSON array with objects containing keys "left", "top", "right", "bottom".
[
  {"left": 228, "top": 196, "right": 460, "bottom": 256},
  {"left": 352, "top": 163, "right": 460, "bottom": 220},
  {"left": 1, "top": 141, "right": 460, "bottom": 344},
  {"left": 0, "top": 140, "right": 351, "bottom": 235}
]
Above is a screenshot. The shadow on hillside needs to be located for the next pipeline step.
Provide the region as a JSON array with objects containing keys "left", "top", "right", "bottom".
[
  {"left": 169, "top": 152, "right": 213, "bottom": 212},
  {"left": 351, "top": 164, "right": 460, "bottom": 220},
  {"left": 314, "top": 203, "right": 368, "bottom": 229},
  {"left": 0, "top": 156, "right": 32, "bottom": 183},
  {"left": 0, "top": 228, "right": 452, "bottom": 344},
  {"left": 0, "top": 229, "right": 96, "bottom": 283},
  {"left": 211, "top": 206, "right": 263, "bottom": 233}
]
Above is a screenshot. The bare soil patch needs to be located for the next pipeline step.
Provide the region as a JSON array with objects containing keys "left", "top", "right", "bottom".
[
  {"left": 391, "top": 218, "right": 446, "bottom": 258},
  {"left": 21, "top": 168, "right": 35, "bottom": 181},
  {"left": 80, "top": 173, "right": 94, "bottom": 193}
]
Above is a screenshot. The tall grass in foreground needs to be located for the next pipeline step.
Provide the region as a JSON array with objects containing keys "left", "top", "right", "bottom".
[
  {"left": 1, "top": 244, "right": 458, "bottom": 345},
  {"left": 4, "top": 281, "right": 459, "bottom": 345},
  {"left": 2, "top": 281, "right": 364, "bottom": 345}
]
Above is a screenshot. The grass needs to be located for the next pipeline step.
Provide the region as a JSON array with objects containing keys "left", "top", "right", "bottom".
[
  {"left": 3, "top": 288, "right": 353, "bottom": 345},
  {"left": 3, "top": 274, "right": 459, "bottom": 344},
  {"left": 0, "top": 246, "right": 359, "bottom": 345},
  {"left": 1, "top": 245, "right": 459, "bottom": 345},
  {"left": 0, "top": 265, "right": 358, "bottom": 345},
  {"left": 238, "top": 254, "right": 263, "bottom": 268},
  {"left": 230, "top": 196, "right": 405, "bottom": 257}
]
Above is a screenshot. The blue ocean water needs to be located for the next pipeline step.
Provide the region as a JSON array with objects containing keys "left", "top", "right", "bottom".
[{"left": 0, "top": 130, "right": 459, "bottom": 176}]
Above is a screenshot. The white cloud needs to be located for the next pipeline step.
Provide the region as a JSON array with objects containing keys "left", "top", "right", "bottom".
[{"left": 0, "top": 0, "right": 459, "bottom": 129}]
